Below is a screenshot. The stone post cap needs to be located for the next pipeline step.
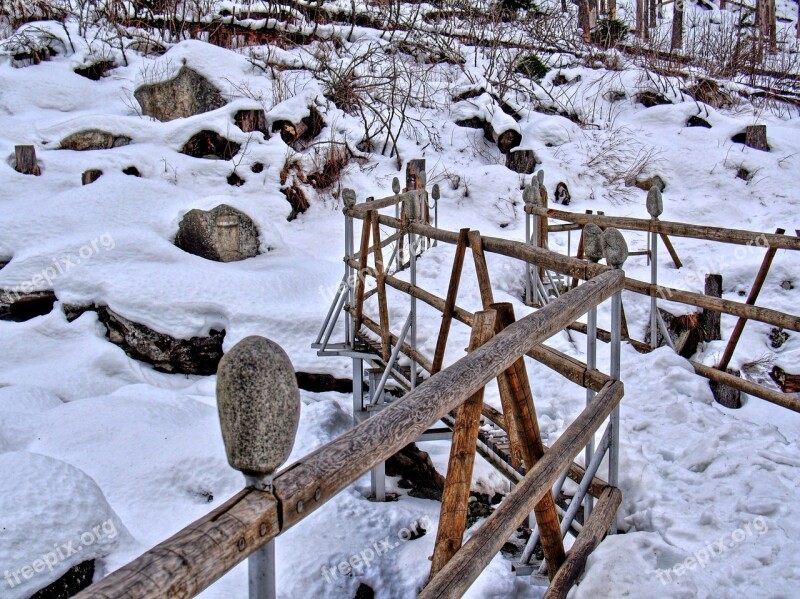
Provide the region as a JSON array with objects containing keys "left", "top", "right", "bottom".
[
  {"left": 523, "top": 183, "right": 540, "bottom": 206},
  {"left": 342, "top": 188, "right": 356, "bottom": 209},
  {"left": 392, "top": 177, "right": 401, "bottom": 194},
  {"left": 584, "top": 223, "right": 604, "bottom": 263},
  {"left": 602, "top": 227, "right": 629, "bottom": 268},
  {"left": 216, "top": 336, "right": 300, "bottom": 477},
  {"left": 432, "top": 183, "right": 440, "bottom": 201},
  {"left": 646, "top": 186, "right": 663, "bottom": 219}
]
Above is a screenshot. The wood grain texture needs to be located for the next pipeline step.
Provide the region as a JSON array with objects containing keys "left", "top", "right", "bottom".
[
  {"left": 527, "top": 205, "right": 800, "bottom": 251},
  {"left": 273, "top": 270, "right": 624, "bottom": 530},
  {"left": 420, "top": 380, "right": 624, "bottom": 599},
  {"left": 74, "top": 489, "right": 279, "bottom": 598},
  {"left": 348, "top": 189, "right": 424, "bottom": 215},
  {"left": 430, "top": 311, "right": 496, "bottom": 578},
  {"left": 542, "top": 486, "right": 623, "bottom": 599},
  {"left": 432, "top": 228, "right": 470, "bottom": 374},
  {"left": 349, "top": 307, "right": 433, "bottom": 373},
  {"left": 468, "top": 230, "right": 495, "bottom": 309},
  {"left": 492, "top": 302, "right": 565, "bottom": 577},
  {"left": 370, "top": 212, "right": 391, "bottom": 361},
  {"left": 353, "top": 206, "right": 372, "bottom": 332}
]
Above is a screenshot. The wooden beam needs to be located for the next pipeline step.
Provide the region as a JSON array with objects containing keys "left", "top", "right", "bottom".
[
  {"left": 73, "top": 489, "right": 280, "bottom": 598},
  {"left": 349, "top": 307, "right": 433, "bottom": 374},
  {"left": 349, "top": 189, "right": 424, "bottom": 215},
  {"left": 469, "top": 230, "right": 495, "bottom": 309},
  {"left": 527, "top": 206, "right": 800, "bottom": 251},
  {"left": 493, "top": 302, "right": 566, "bottom": 578},
  {"left": 353, "top": 204, "right": 373, "bottom": 332},
  {"left": 717, "top": 228, "right": 785, "bottom": 370},
  {"left": 542, "top": 486, "right": 622, "bottom": 599},
  {"left": 420, "top": 380, "right": 624, "bottom": 599},
  {"left": 370, "top": 211, "right": 391, "bottom": 361},
  {"left": 274, "top": 270, "right": 625, "bottom": 530},
  {"left": 430, "top": 311, "right": 496, "bottom": 578},
  {"left": 432, "top": 228, "right": 470, "bottom": 374},
  {"left": 659, "top": 233, "right": 682, "bottom": 269}
]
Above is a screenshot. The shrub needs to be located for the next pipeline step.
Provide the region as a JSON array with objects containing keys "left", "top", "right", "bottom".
[
  {"left": 515, "top": 53, "right": 549, "bottom": 80},
  {"left": 591, "top": 19, "right": 629, "bottom": 48}
]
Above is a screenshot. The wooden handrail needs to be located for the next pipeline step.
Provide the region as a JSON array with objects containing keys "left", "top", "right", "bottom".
[
  {"left": 349, "top": 188, "right": 424, "bottom": 215},
  {"left": 420, "top": 380, "right": 624, "bottom": 598},
  {"left": 78, "top": 269, "right": 624, "bottom": 599},
  {"left": 527, "top": 205, "right": 800, "bottom": 251}
]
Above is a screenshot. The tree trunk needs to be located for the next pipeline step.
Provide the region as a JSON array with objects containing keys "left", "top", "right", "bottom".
[
  {"left": 234, "top": 109, "right": 269, "bottom": 137},
  {"left": 14, "top": 145, "right": 41, "bottom": 176},
  {"left": 671, "top": 0, "right": 683, "bottom": 51},
  {"left": 710, "top": 369, "right": 743, "bottom": 409}
]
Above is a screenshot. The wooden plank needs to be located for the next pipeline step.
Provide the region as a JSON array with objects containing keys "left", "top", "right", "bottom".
[
  {"left": 353, "top": 204, "right": 373, "bottom": 332},
  {"left": 432, "top": 228, "right": 470, "bottom": 374},
  {"left": 274, "top": 270, "right": 625, "bottom": 530},
  {"left": 349, "top": 189, "right": 424, "bottom": 215},
  {"left": 717, "top": 228, "right": 785, "bottom": 370},
  {"left": 527, "top": 205, "right": 800, "bottom": 251},
  {"left": 420, "top": 380, "right": 624, "bottom": 599},
  {"left": 659, "top": 233, "right": 683, "bottom": 268},
  {"left": 493, "top": 302, "right": 566, "bottom": 578},
  {"left": 370, "top": 211, "right": 391, "bottom": 361},
  {"left": 73, "top": 489, "right": 279, "bottom": 598},
  {"left": 430, "top": 311, "right": 496, "bottom": 578},
  {"left": 468, "top": 230, "right": 495, "bottom": 309},
  {"left": 542, "top": 486, "right": 623, "bottom": 599},
  {"left": 349, "top": 307, "right": 433, "bottom": 373}
]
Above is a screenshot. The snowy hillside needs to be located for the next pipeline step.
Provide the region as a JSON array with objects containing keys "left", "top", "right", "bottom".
[{"left": 1, "top": 1, "right": 799, "bottom": 598}]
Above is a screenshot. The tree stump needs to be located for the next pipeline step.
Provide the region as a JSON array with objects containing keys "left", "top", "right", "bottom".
[
  {"left": 505, "top": 149, "right": 537, "bottom": 174},
  {"left": 744, "top": 125, "right": 769, "bottom": 151},
  {"left": 14, "top": 145, "right": 41, "bottom": 176},
  {"left": 701, "top": 274, "right": 722, "bottom": 341},
  {"left": 234, "top": 109, "right": 269, "bottom": 137},
  {"left": 82, "top": 169, "right": 103, "bottom": 185},
  {"left": 81, "top": 168, "right": 103, "bottom": 185},
  {"left": 710, "top": 369, "right": 743, "bottom": 408},
  {"left": 770, "top": 365, "right": 800, "bottom": 393}
]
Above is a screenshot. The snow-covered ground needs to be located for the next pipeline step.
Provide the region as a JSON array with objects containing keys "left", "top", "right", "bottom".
[{"left": 1, "top": 6, "right": 799, "bottom": 598}]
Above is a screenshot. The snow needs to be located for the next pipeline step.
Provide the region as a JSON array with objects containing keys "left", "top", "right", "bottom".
[{"left": 1, "top": 4, "right": 799, "bottom": 598}]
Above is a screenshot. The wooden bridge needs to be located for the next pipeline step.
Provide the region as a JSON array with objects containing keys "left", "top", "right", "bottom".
[{"left": 74, "top": 159, "right": 799, "bottom": 599}]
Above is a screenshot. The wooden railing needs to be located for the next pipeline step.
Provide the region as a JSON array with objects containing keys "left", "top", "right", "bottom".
[{"left": 76, "top": 185, "right": 628, "bottom": 599}]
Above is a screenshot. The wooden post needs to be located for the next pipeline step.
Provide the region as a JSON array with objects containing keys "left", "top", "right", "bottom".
[
  {"left": 429, "top": 310, "right": 497, "bottom": 579},
  {"left": 406, "top": 158, "right": 427, "bottom": 226},
  {"left": 468, "top": 230, "right": 495, "bottom": 309},
  {"left": 491, "top": 303, "right": 566, "bottom": 578},
  {"left": 371, "top": 211, "right": 391, "bottom": 361},
  {"left": 745, "top": 125, "right": 769, "bottom": 151},
  {"left": 82, "top": 169, "right": 103, "bottom": 185},
  {"left": 717, "top": 228, "right": 784, "bottom": 371},
  {"left": 14, "top": 145, "right": 41, "bottom": 176},
  {"left": 353, "top": 203, "right": 373, "bottom": 332},
  {"left": 537, "top": 177, "right": 549, "bottom": 284},
  {"left": 541, "top": 487, "right": 622, "bottom": 599},
  {"left": 432, "top": 229, "right": 470, "bottom": 374},
  {"left": 701, "top": 274, "right": 722, "bottom": 341}
]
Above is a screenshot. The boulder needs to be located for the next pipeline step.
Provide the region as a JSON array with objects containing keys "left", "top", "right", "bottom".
[
  {"left": 67, "top": 305, "right": 225, "bottom": 375},
  {"left": 0, "top": 288, "right": 57, "bottom": 322},
  {"left": 134, "top": 66, "right": 227, "bottom": 122},
  {"left": 174, "top": 204, "right": 260, "bottom": 262},
  {"left": 60, "top": 130, "right": 131, "bottom": 151},
  {"left": 180, "top": 131, "right": 240, "bottom": 160}
]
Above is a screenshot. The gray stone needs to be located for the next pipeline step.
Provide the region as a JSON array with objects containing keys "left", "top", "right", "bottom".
[
  {"left": 646, "top": 186, "right": 663, "bottom": 218},
  {"left": 60, "top": 130, "right": 131, "bottom": 151},
  {"left": 175, "top": 204, "right": 260, "bottom": 262},
  {"left": 134, "top": 66, "right": 227, "bottom": 122},
  {"left": 602, "top": 227, "right": 628, "bottom": 267},
  {"left": 94, "top": 305, "right": 224, "bottom": 375},
  {"left": 342, "top": 188, "right": 357, "bottom": 209},
  {"left": 523, "top": 183, "right": 540, "bottom": 206},
  {"left": 583, "top": 223, "right": 604, "bottom": 262},
  {"left": 0, "top": 288, "right": 56, "bottom": 321},
  {"left": 216, "top": 336, "right": 300, "bottom": 476}
]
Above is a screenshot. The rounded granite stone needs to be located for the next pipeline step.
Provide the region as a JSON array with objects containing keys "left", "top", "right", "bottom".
[
  {"left": 602, "top": 227, "right": 629, "bottom": 268},
  {"left": 646, "top": 186, "right": 663, "bottom": 219},
  {"left": 342, "top": 188, "right": 357, "bottom": 209},
  {"left": 584, "top": 223, "right": 605, "bottom": 263},
  {"left": 523, "top": 183, "right": 540, "bottom": 206},
  {"left": 216, "top": 336, "right": 300, "bottom": 476}
]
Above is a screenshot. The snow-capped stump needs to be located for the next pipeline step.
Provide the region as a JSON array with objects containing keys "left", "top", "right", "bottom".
[
  {"left": 81, "top": 169, "right": 103, "bottom": 185},
  {"left": 180, "top": 130, "right": 241, "bottom": 160},
  {"left": 687, "top": 115, "right": 712, "bottom": 128},
  {"left": 731, "top": 125, "right": 770, "bottom": 151},
  {"left": 485, "top": 109, "right": 521, "bottom": 153},
  {"left": 93, "top": 305, "right": 225, "bottom": 375},
  {"left": 234, "top": 109, "right": 270, "bottom": 138},
  {"left": 60, "top": 129, "right": 131, "bottom": 151},
  {"left": 506, "top": 148, "right": 538, "bottom": 174},
  {"left": 13, "top": 145, "right": 41, "bottom": 176},
  {"left": 770, "top": 365, "right": 800, "bottom": 393},
  {"left": 271, "top": 105, "right": 325, "bottom": 150},
  {"left": 0, "top": 451, "right": 129, "bottom": 599},
  {"left": 74, "top": 60, "right": 115, "bottom": 81},
  {"left": 0, "top": 288, "right": 57, "bottom": 321},
  {"left": 174, "top": 204, "right": 260, "bottom": 262},
  {"left": 635, "top": 90, "right": 671, "bottom": 108},
  {"left": 134, "top": 66, "right": 227, "bottom": 122}
]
